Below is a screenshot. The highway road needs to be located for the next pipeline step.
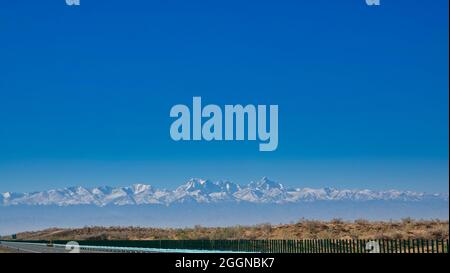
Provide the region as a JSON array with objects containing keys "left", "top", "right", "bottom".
[
  {"left": 0, "top": 241, "right": 105, "bottom": 253},
  {"left": 0, "top": 240, "right": 252, "bottom": 253}
]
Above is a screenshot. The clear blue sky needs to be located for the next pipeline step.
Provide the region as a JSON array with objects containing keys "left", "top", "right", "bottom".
[{"left": 0, "top": 0, "right": 448, "bottom": 193}]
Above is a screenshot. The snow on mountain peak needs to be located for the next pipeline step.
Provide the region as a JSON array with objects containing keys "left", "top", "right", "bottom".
[
  {"left": 177, "top": 178, "right": 220, "bottom": 193},
  {"left": 131, "top": 184, "right": 153, "bottom": 194},
  {"left": 0, "top": 178, "right": 447, "bottom": 206},
  {"left": 256, "top": 177, "right": 284, "bottom": 190}
]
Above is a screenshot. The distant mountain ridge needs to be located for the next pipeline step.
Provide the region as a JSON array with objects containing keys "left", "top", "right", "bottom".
[{"left": 1, "top": 177, "right": 448, "bottom": 206}]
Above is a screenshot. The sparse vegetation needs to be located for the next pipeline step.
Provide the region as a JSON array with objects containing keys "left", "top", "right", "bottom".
[{"left": 2, "top": 219, "right": 448, "bottom": 241}]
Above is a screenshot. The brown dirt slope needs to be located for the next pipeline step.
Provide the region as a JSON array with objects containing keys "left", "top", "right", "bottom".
[{"left": 3, "top": 218, "right": 448, "bottom": 241}]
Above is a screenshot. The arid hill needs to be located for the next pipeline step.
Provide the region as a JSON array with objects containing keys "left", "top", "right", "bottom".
[{"left": 3, "top": 218, "right": 448, "bottom": 241}]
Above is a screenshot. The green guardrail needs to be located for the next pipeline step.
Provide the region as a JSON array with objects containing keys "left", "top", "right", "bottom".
[{"left": 2, "top": 239, "right": 448, "bottom": 253}]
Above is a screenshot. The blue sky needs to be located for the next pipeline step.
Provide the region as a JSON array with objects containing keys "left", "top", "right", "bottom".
[{"left": 0, "top": 0, "right": 448, "bottom": 193}]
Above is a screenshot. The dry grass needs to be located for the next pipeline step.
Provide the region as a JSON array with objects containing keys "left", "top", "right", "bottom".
[{"left": 2, "top": 218, "right": 448, "bottom": 241}]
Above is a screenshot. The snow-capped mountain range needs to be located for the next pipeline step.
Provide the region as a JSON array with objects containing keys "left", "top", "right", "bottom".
[{"left": 1, "top": 177, "right": 448, "bottom": 206}]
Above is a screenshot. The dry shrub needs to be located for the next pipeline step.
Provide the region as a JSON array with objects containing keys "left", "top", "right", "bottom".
[
  {"left": 4, "top": 219, "right": 448, "bottom": 241},
  {"left": 355, "top": 219, "right": 370, "bottom": 226},
  {"left": 427, "top": 226, "right": 449, "bottom": 240}
]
